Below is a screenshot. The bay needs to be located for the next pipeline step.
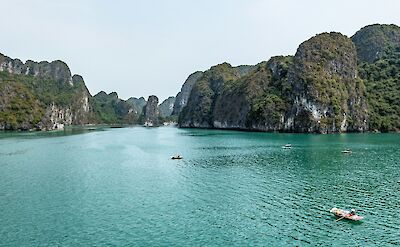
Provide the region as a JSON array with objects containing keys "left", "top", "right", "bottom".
[{"left": 0, "top": 127, "right": 399, "bottom": 246}]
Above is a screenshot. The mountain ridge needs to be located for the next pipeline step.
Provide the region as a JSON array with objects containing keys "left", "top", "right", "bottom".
[
  {"left": 1, "top": 23, "right": 399, "bottom": 132},
  {"left": 175, "top": 24, "right": 400, "bottom": 133}
]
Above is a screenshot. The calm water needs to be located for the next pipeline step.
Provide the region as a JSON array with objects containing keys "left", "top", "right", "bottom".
[{"left": 0, "top": 127, "right": 399, "bottom": 246}]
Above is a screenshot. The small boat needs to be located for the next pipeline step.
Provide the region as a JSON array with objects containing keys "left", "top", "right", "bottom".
[
  {"left": 330, "top": 208, "right": 363, "bottom": 221},
  {"left": 171, "top": 155, "right": 183, "bottom": 160},
  {"left": 282, "top": 144, "right": 292, "bottom": 149},
  {"left": 341, "top": 149, "right": 352, "bottom": 154}
]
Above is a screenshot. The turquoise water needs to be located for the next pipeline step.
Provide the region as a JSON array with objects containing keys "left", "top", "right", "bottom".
[{"left": 0, "top": 127, "right": 399, "bottom": 246}]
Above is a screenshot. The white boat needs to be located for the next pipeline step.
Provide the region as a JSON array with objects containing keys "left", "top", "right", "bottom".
[
  {"left": 282, "top": 144, "right": 292, "bottom": 149},
  {"left": 171, "top": 155, "right": 183, "bottom": 160}
]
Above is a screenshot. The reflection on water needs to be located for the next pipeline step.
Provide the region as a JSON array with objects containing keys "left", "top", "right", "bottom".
[
  {"left": 0, "top": 148, "right": 30, "bottom": 156},
  {"left": 0, "top": 126, "right": 106, "bottom": 140}
]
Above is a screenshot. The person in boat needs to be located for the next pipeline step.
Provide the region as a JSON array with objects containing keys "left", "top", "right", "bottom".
[{"left": 349, "top": 209, "right": 356, "bottom": 216}]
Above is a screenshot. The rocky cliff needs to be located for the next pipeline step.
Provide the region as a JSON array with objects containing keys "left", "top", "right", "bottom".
[
  {"left": 178, "top": 26, "right": 400, "bottom": 133},
  {"left": 0, "top": 53, "right": 91, "bottom": 130},
  {"left": 353, "top": 24, "right": 400, "bottom": 131},
  {"left": 0, "top": 79, "right": 43, "bottom": 130},
  {"left": 0, "top": 55, "right": 74, "bottom": 85},
  {"left": 91, "top": 91, "right": 138, "bottom": 124},
  {"left": 126, "top": 97, "right": 147, "bottom": 115},
  {"left": 172, "top": 71, "right": 203, "bottom": 115},
  {"left": 352, "top": 24, "right": 400, "bottom": 63},
  {"left": 143, "top": 95, "right": 159, "bottom": 126},
  {"left": 158, "top": 96, "right": 175, "bottom": 118},
  {"left": 287, "top": 32, "right": 368, "bottom": 133},
  {"left": 179, "top": 63, "right": 255, "bottom": 128},
  {"left": 2, "top": 23, "right": 398, "bottom": 133},
  {"left": 0, "top": 52, "right": 149, "bottom": 130},
  {"left": 235, "top": 56, "right": 292, "bottom": 131}
]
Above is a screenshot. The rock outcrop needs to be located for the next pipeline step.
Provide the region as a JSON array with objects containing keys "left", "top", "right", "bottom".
[
  {"left": 0, "top": 54, "right": 74, "bottom": 85},
  {"left": 0, "top": 53, "right": 91, "bottom": 130},
  {"left": 178, "top": 32, "right": 372, "bottom": 133},
  {"left": 143, "top": 95, "right": 159, "bottom": 126},
  {"left": 172, "top": 71, "right": 203, "bottom": 115},
  {"left": 232, "top": 57, "right": 292, "bottom": 131},
  {"left": 179, "top": 63, "right": 255, "bottom": 128},
  {"left": 158, "top": 96, "right": 175, "bottom": 118},
  {"left": 126, "top": 97, "right": 147, "bottom": 115},
  {"left": 287, "top": 32, "right": 368, "bottom": 133},
  {"left": 353, "top": 24, "right": 400, "bottom": 131},
  {"left": 178, "top": 57, "right": 292, "bottom": 131},
  {"left": 351, "top": 24, "right": 400, "bottom": 63},
  {"left": 91, "top": 91, "right": 138, "bottom": 124},
  {"left": 0, "top": 80, "right": 43, "bottom": 130},
  {"left": 2, "top": 23, "right": 399, "bottom": 133}
]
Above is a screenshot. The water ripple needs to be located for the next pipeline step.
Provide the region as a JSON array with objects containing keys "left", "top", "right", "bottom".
[{"left": 0, "top": 128, "right": 399, "bottom": 246}]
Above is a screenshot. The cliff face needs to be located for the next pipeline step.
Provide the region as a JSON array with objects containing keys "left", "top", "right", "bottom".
[
  {"left": 242, "top": 57, "right": 292, "bottom": 131},
  {"left": 0, "top": 55, "right": 73, "bottom": 85},
  {"left": 287, "top": 32, "right": 368, "bottom": 133},
  {"left": 210, "top": 59, "right": 288, "bottom": 130},
  {"left": 2, "top": 24, "right": 398, "bottom": 132},
  {"left": 0, "top": 80, "right": 43, "bottom": 130},
  {"left": 353, "top": 24, "right": 400, "bottom": 131},
  {"left": 172, "top": 71, "right": 203, "bottom": 115},
  {"left": 0, "top": 52, "right": 154, "bottom": 130},
  {"left": 351, "top": 24, "right": 400, "bottom": 63},
  {"left": 91, "top": 91, "right": 138, "bottom": 124},
  {"left": 179, "top": 63, "right": 255, "bottom": 128},
  {"left": 178, "top": 32, "right": 371, "bottom": 133},
  {"left": 0, "top": 53, "right": 91, "bottom": 130},
  {"left": 158, "top": 96, "right": 175, "bottom": 118},
  {"left": 126, "top": 97, "right": 147, "bottom": 115},
  {"left": 143, "top": 95, "right": 159, "bottom": 126},
  {"left": 178, "top": 57, "right": 292, "bottom": 131}
]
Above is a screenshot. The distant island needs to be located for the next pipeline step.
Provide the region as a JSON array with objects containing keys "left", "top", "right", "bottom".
[
  {"left": 1, "top": 24, "right": 399, "bottom": 133},
  {"left": 0, "top": 57, "right": 175, "bottom": 130}
]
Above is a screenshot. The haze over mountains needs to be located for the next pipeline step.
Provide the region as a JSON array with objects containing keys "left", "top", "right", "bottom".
[{"left": 0, "top": 24, "right": 399, "bottom": 133}]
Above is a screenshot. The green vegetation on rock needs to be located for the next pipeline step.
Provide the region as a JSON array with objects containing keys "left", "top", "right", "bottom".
[
  {"left": 289, "top": 32, "right": 368, "bottom": 133},
  {"left": 352, "top": 24, "right": 400, "bottom": 63},
  {"left": 352, "top": 24, "right": 400, "bottom": 132},
  {"left": 2, "top": 23, "right": 400, "bottom": 133},
  {"left": 0, "top": 67, "right": 91, "bottom": 130},
  {"left": 91, "top": 91, "right": 138, "bottom": 124},
  {"left": 158, "top": 96, "right": 175, "bottom": 118},
  {"left": 358, "top": 47, "right": 400, "bottom": 131},
  {"left": 179, "top": 63, "right": 252, "bottom": 128},
  {"left": 0, "top": 78, "right": 44, "bottom": 130},
  {"left": 246, "top": 57, "right": 293, "bottom": 129}
]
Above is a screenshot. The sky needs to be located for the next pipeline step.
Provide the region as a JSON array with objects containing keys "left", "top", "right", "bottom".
[{"left": 0, "top": 0, "right": 399, "bottom": 102}]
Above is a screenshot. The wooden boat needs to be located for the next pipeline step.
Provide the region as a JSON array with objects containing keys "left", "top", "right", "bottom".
[
  {"left": 330, "top": 208, "right": 363, "bottom": 221},
  {"left": 282, "top": 144, "right": 292, "bottom": 149},
  {"left": 341, "top": 149, "right": 352, "bottom": 154},
  {"left": 171, "top": 155, "right": 183, "bottom": 160}
]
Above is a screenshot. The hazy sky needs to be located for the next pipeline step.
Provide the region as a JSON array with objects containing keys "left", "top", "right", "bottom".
[{"left": 0, "top": 0, "right": 399, "bottom": 101}]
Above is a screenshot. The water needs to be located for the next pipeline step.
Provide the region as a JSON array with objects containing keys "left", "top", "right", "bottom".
[{"left": 0, "top": 127, "right": 399, "bottom": 246}]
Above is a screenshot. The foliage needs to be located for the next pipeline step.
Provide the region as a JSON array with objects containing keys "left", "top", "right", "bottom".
[
  {"left": 352, "top": 24, "right": 400, "bottom": 63},
  {"left": 0, "top": 80, "right": 44, "bottom": 130},
  {"left": 246, "top": 57, "right": 293, "bottom": 126},
  {"left": 91, "top": 92, "right": 138, "bottom": 124},
  {"left": 291, "top": 32, "right": 368, "bottom": 131},
  {"left": 358, "top": 46, "right": 400, "bottom": 131},
  {"left": 179, "top": 63, "right": 245, "bottom": 126}
]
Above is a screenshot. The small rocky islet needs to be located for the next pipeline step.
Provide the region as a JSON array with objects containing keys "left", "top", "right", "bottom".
[{"left": 0, "top": 24, "right": 399, "bottom": 133}]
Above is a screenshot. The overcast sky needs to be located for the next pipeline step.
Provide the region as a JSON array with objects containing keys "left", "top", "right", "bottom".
[{"left": 0, "top": 0, "right": 399, "bottom": 101}]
